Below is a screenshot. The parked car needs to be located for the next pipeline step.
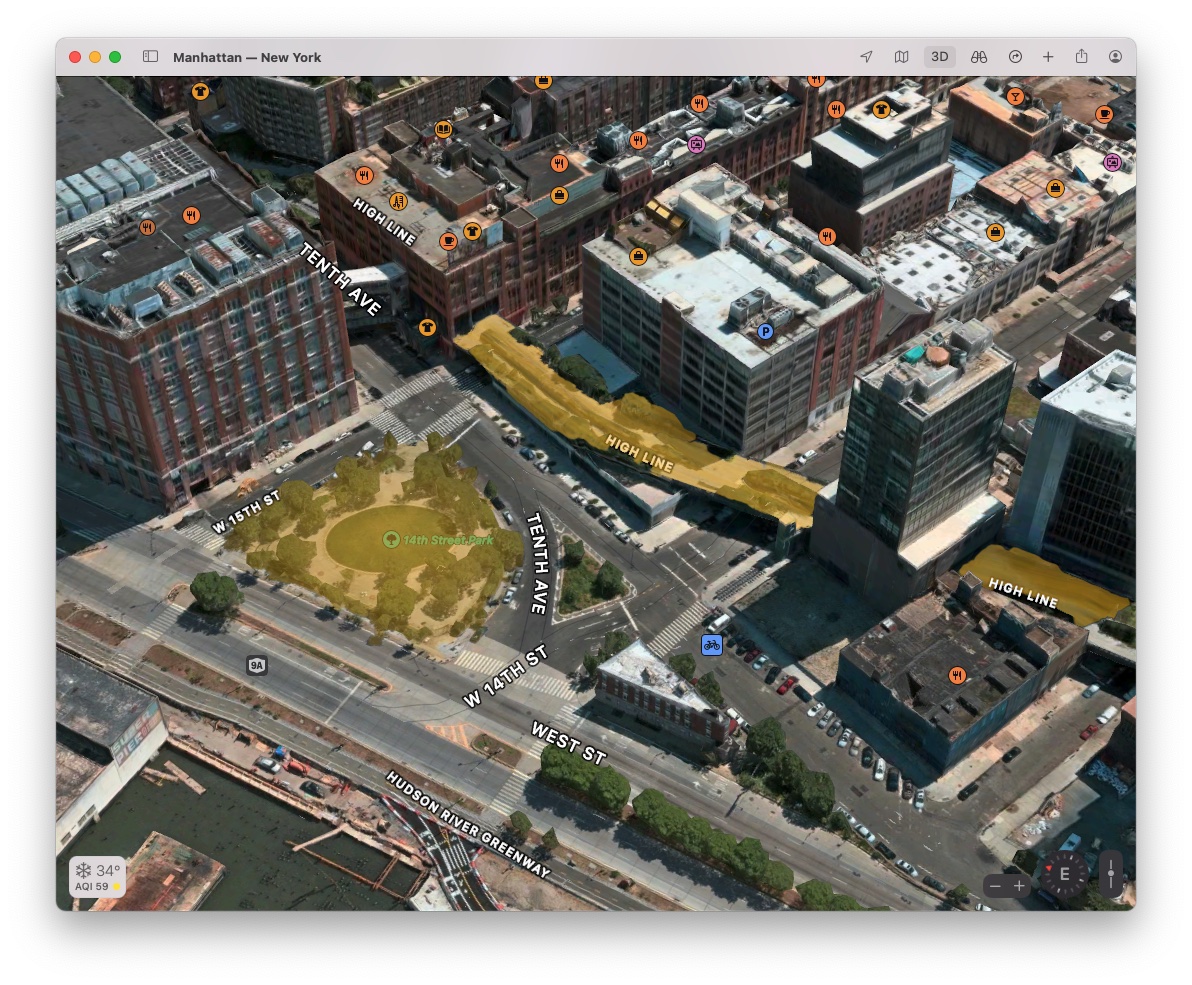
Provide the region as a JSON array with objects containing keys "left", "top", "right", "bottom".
[
  {"left": 1036, "top": 889, "right": 1062, "bottom": 910},
  {"left": 1096, "top": 706, "right": 1119, "bottom": 725},
  {"left": 616, "top": 530, "right": 632, "bottom": 543},
  {"left": 1082, "top": 683, "right": 1102, "bottom": 698},
  {"left": 503, "top": 433, "right": 520, "bottom": 447},
  {"left": 796, "top": 449, "right": 818, "bottom": 466},
  {"left": 826, "top": 719, "right": 842, "bottom": 738},
  {"left": 255, "top": 757, "right": 281, "bottom": 775},
  {"left": 958, "top": 782, "right": 979, "bottom": 801},
  {"left": 536, "top": 461, "right": 550, "bottom": 473},
  {"left": 777, "top": 676, "right": 796, "bottom": 695},
  {"left": 1002, "top": 746, "right": 1022, "bottom": 763},
  {"left": 873, "top": 758, "right": 886, "bottom": 782},
  {"left": 855, "top": 825, "right": 877, "bottom": 845},
  {"left": 764, "top": 665, "right": 781, "bottom": 684},
  {"left": 519, "top": 447, "right": 536, "bottom": 460},
  {"left": 849, "top": 736, "right": 861, "bottom": 757},
  {"left": 861, "top": 747, "right": 875, "bottom": 768},
  {"left": 730, "top": 553, "right": 748, "bottom": 565},
  {"left": 745, "top": 648, "right": 762, "bottom": 661},
  {"left": 902, "top": 781, "right": 915, "bottom": 801},
  {"left": 913, "top": 789, "right": 925, "bottom": 812},
  {"left": 837, "top": 429, "right": 846, "bottom": 440},
  {"left": 793, "top": 685, "right": 813, "bottom": 702},
  {"left": 367, "top": 386, "right": 384, "bottom": 399},
  {"left": 351, "top": 421, "right": 370, "bottom": 433},
  {"left": 807, "top": 701, "right": 825, "bottom": 718},
  {"left": 838, "top": 728, "right": 853, "bottom": 749},
  {"left": 751, "top": 655, "right": 769, "bottom": 671},
  {"left": 600, "top": 516, "right": 616, "bottom": 530},
  {"left": 923, "top": 875, "right": 948, "bottom": 893},
  {"left": 300, "top": 780, "right": 327, "bottom": 799},
  {"left": 502, "top": 588, "right": 515, "bottom": 604},
  {"left": 817, "top": 711, "right": 834, "bottom": 730},
  {"left": 570, "top": 491, "right": 585, "bottom": 503},
  {"left": 356, "top": 440, "right": 375, "bottom": 457},
  {"left": 895, "top": 859, "right": 919, "bottom": 878},
  {"left": 887, "top": 768, "right": 901, "bottom": 794},
  {"left": 274, "top": 461, "right": 294, "bottom": 475},
  {"left": 502, "top": 511, "right": 514, "bottom": 525},
  {"left": 336, "top": 431, "right": 351, "bottom": 442},
  {"left": 295, "top": 449, "right": 317, "bottom": 464},
  {"left": 512, "top": 568, "right": 524, "bottom": 586},
  {"left": 1080, "top": 723, "right": 1100, "bottom": 740},
  {"left": 876, "top": 842, "right": 897, "bottom": 860},
  {"left": 740, "top": 639, "right": 757, "bottom": 652},
  {"left": 974, "top": 903, "right": 993, "bottom": 912}
]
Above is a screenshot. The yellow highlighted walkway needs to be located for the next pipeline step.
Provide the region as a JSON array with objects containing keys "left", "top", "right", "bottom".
[
  {"left": 457, "top": 316, "right": 820, "bottom": 527},
  {"left": 960, "top": 545, "right": 1130, "bottom": 626}
]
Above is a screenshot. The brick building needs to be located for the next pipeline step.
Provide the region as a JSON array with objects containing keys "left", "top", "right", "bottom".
[
  {"left": 835, "top": 571, "right": 1088, "bottom": 775},
  {"left": 948, "top": 77, "right": 1064, "bottom": 165},
  {"left": 342, "top": 76, "right": 488, "bottom": 151},
  {"left": 594, "top": 640, "right": 731, "bottom": 748},
  {"left": 788, "top": 81, "right": 954, "bottom": 250},
  {"left": 56, "top": 133, "right": 356, "bottom": 508},
  {"left": 1058, "top": 317, "right": 1136, "bottom": 381},
  {"left": 316, "top": 77, "right": 808, "bottom": 346},
  {"left": 136, "top": 76, "right": 201, "bottom": 113}
]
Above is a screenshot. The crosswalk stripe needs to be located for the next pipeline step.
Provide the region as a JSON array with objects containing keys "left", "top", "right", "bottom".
[
  {"left": 380, "top": 371, "right": 442, "bottom": 407},
  {"left": 369, "top": 409, "right": 417, "bottom": 444},
  {"left": 142, "top": 602, "right": 186, "bottom": 641},
  {"left": 178, "top": 523, "right": 225, "bottom": 551},
  {"left": 454, "top": 650, "right": 577, "bottom": 700},
  {"left": 649, "top": 601, "right": 711, "bottom": 655},
  {"left": 417, "top": 402, "right": 475, "bottom": 441}
]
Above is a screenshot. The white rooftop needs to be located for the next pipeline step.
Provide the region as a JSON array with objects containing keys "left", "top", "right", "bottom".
[
  {"left": 600, "top": 640, "right": 722, "bottom": 716},
  {"left": 1044, "top": 350, "right": 1136, "bottom": 433}
]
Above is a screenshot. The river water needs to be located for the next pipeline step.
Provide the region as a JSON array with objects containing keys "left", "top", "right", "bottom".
[{"left": 56, "top": 749, "right": 418, "bottom": 911}]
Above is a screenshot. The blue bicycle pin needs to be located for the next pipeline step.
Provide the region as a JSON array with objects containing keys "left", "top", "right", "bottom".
[{"left": 758, "top": 323, "right": 774, "bottom": 341}]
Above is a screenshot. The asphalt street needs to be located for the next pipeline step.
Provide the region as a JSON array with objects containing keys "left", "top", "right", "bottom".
[{"left": 56, "top": 508, "right": 938, "bottom": 911}]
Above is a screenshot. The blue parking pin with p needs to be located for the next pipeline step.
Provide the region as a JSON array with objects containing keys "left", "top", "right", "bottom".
[
  {"left": 701, "top": 634, "right": 723, "bottom": 656},
  {"left": 757, "top": 323, "right": 774, "bottom": 341}
]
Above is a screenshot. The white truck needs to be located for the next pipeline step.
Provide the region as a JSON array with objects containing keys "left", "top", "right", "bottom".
[{"left": 707, "top": 613, "right": 732, "bottom": 633}]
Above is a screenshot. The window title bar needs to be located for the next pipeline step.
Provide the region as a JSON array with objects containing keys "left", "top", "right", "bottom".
[{"left": 56, "top": 37, "right": 1136, "bottom": 77}]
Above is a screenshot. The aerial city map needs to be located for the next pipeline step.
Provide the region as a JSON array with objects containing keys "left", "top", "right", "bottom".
[{"left": 55, "top": 44, "right": 1137, "bottom": 913}]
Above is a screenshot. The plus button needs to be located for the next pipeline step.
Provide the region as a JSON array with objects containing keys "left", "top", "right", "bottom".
[{"left": 1043, "top": 51, "right": 1055, "bottom": 62}]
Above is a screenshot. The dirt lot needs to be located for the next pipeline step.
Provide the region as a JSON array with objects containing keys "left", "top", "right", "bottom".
[
  {"left": 734, "top": 556, "right": 880, "bottom": 686},
  {"left": 473, "top": 851, "right": 596, "bottom": 911},
  {"left": 57, "top": 601, "right": 132, "bottom": 647}
]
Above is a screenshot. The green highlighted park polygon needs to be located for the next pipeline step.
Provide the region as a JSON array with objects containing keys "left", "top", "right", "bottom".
[{"left": 326, "top": 506, "right": 451, "bottom": 572}]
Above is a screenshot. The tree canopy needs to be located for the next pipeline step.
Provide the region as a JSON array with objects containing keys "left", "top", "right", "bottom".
[{"left": 189, "top": 572, "right": 243, "bottom": 615}]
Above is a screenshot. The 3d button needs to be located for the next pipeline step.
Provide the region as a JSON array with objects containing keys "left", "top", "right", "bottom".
[{"left": 1098, "top": 850, "right": 1125, "bottom": 900}]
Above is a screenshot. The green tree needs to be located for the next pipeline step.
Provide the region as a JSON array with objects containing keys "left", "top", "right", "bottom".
[
  {"left": 705, "top": 830, "right": 738, "bottom": 867},
  {"left": 827, "top": 893, "right": 864, "bottom": 911},
  {"left": 696, "top": 673, "right": 723, "bottom": 707},
  {"left": 761, "top": 860, "right": 795, "bottom": 894},
  {"left": 278, "top": 478, "right": 314, "bottom": 519},
  {"left": 745, "top": 717, "right": 786, "bottom": 765},
  {"left": 799, "top": 771, "right": 836, "bottom": 821},
  {"left": 731, "top": 838, "right": 769, "bottom": 885},
  {"left": 946, "top": 884, "right": 971, "bottom": 906},
  {"left": 824, "top": 808, "right": 852, "bottom": 836},
  {"left": 274, "top": 534, "right": 316, "bottom": 579},
  {"left": 557, "top": 354, "right": 611, "bottom": 402},
  {"left": 189, "top": 572, "right": 242, "bottom": 615},
  {"left": 1067, "top": 884, "right": 1131, "bottom": 911},
  {"left": 797, "top": 879, "right": 835, "bottom": 910},
  {"left": 669, "top": 651, "right": 696, "bottom": 681},
  {"left": 542, "top": 344, "right": 561, "bottom": 370},
  {"left": 594, "top": 560, "right": 625, "bottom": 599},
  {"left": 493, "top": 529, "right": 524, "bottom": 569},
  {"left": 679, "top": 815, "right": 713, "bottom": 858},
  {"left": 508, "top": 810, "right": 532, "bottom": 841},
  {"left": 356, "top": 80, "right": 377, "bottom": 105},
  {"left": 563, "top": 537, "right": 586, "bottom": 568},
  {"left": 294, "top": 502, "right": 327, "bottom": 538},
  {"left": 582, "top": 651, "right": 602, "bottom": 678},
  {"left": 484, "top": 480, "right": 498, "bottom": 500},
  {"left": 590, "top": 766, "right": 631, "bottom": 814},
  {"left": 552, "top": 295, "right": 568, "bottom": 314},
  {"left": 541, "top": 827, "right": 560, "bottom": 855},
  {"left": 772, "top": 749, "right": 808, "bottom": 799},
  {"left": 598, "top": 630, "right": 631, "bottom": 661},
  {"left": 631, "top": 789, "right": 669, "bottom": 826}
]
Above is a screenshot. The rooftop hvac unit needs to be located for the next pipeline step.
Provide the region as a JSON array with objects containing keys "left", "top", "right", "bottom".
[
  {"left": 119, "top": 152, "right": 157, "bottom": 191},
  {"left": 83, "top": 165, "right": 122, "bottom": 205},
  {"left": 101, "top": 158, "right": 139, "bottom": 197},
  {"left": 715, "top": 97, "right": 745, "bottom": 127}
]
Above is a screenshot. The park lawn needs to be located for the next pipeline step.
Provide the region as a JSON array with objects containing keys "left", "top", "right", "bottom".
[{"left": 324, "top": 503, "right": 456, "bottom": 572}]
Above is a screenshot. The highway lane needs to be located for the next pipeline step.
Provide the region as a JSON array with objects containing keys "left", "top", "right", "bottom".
[{"left": 58, "top": 524, "right": 937, "bottom": 910}]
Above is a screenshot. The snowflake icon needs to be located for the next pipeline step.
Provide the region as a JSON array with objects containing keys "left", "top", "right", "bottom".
[{"left": 75, "top": 862, "right": 91, "bottom": 879}]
